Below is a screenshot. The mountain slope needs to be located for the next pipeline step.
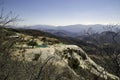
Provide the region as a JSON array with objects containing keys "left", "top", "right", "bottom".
[{"left": 0, "top": 27, "right": 119, "bottom": 80}]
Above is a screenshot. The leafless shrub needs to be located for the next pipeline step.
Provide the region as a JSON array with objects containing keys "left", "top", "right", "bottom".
[{"left": 85, "top": 25, "right": 120, "bottom": 77}]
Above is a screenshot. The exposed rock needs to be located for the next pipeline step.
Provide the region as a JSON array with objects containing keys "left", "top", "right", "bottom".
[{"left": 23, "top": 44, "right": 119, "bottom": 80}]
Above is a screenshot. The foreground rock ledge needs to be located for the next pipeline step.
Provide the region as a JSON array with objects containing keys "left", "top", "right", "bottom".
[{"left": 20, "top": 44, "right": 120, "bottom": 80}]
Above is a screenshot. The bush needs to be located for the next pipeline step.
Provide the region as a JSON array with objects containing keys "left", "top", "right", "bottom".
[
  {"left": 27, "top": 40, "right": 38, "bottom": 48},
  {"left": 68, "top": 57, "right": 80, "bottom": 69},
  {"left": 32, "top": 54, "right": 40, "bottom": 61}
]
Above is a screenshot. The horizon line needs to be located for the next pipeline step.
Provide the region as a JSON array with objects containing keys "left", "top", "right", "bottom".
[{"left": 16, "top": 23, "right": 120, "bottom": 27}]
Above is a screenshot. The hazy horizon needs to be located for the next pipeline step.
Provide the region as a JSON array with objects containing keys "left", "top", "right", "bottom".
[{"left": 17, "top": 23, "right": 120, "bottom": 27}]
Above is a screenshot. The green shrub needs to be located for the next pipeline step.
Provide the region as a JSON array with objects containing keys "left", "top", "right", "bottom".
[
  {"left": 32, "top": 54, "right": 40, "bottom": 61},
  {"left": 27, "top": 40, "right": 38, "bottom": 48},
  {"left": 68, "top": 57, "right": 80, "bottom": 69}
]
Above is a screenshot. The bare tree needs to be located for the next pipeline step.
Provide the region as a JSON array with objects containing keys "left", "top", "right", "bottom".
[
  {"left": 0, "top": 1, "right": 20, "bottom": 80},
  {"left": 85, "top": 25, "right": 120, "bottom": 78},
  {"left": 0, "top": 1, "right": 19, "bottom": 27}
]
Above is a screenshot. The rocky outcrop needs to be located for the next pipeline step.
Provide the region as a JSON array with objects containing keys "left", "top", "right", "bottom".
[{"left": 23, "top": 44, "right": 119, "bottom": 80}]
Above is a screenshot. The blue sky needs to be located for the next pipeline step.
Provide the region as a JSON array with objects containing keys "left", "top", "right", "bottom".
[{"left": 3, "top": 0, "right": 120, "bottom": 26}]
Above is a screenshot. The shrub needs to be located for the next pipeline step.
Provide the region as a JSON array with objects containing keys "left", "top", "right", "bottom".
[
  {"left": 68, "top": 57, "right": 80, "bottom": 69},
  {"left": 32, "top": 54, "right": 40, "bottom": 61},
  {"left": 27, "top": 40, "right": 38, "bottom": 48}
]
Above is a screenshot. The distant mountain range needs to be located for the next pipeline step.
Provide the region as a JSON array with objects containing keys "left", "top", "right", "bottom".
[{"left": 17, "top": 24, "right": 120, "bottom": 37}]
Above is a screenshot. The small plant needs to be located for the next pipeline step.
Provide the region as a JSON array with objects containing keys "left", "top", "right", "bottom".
[
  {"left": 41, "top": 37, "right": 46, "bottom": 42},
  {"left": 78, "top": 52, "right": 87, "bottom": 60},
  {"left": 27, "top": 40, "right": 38, "bottom": 48},
  {"left": 68, "top": 57, "right": 80, "bottom": 69},
  {"left": 32, "top": 54, "right": 40, "bottom": 61}
]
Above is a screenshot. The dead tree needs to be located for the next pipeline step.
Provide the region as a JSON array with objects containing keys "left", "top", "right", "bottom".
[{"left": 85, "top": 25, "right": 120, "bottom": 78}]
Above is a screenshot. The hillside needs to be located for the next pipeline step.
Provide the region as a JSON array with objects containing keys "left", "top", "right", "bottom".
[
  {"left": 8, "top": 28, "right": 90, "bottom": 47},
  {"left": 0, "top": 27, "right": 120, "bottom": 80}
]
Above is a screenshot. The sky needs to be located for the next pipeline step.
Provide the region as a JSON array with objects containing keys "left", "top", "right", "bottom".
[{"left": 2, "top": 0, "right": 120, "bottom": 26}]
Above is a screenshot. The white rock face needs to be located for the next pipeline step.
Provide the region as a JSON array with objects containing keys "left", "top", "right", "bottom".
[{"left": 24, "top": 44, "right": 119, "bottom": 80}]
